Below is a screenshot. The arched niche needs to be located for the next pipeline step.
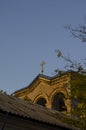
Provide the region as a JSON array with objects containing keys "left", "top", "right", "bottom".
[
  {"left": 52, "top": 92, "right": 67, "bottom": 112},
  {"left": 36, "top": 97, "right": 47, "bottom": 107}
]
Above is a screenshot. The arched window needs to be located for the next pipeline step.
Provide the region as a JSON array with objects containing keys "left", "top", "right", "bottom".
[
  {"left": 52, "top": 92, "right": 67, "bottom": 111},
  {"left": 36, "top": 97, "right": 46, "bottom": 107}
]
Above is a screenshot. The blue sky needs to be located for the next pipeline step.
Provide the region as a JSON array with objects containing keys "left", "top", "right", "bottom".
[{"left": 0, "top": 0, "right": 86, "bottom": 94}]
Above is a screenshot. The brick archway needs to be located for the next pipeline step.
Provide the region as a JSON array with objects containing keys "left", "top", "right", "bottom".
[
  {"left": 33, "top": 93, "right": 49, "bottom": 107},
  {"left": 35, "top": 97, "right": 47, "bottom": 106},
  {"left": 52, "top": 92, "right": 67, "bottom": 111}
]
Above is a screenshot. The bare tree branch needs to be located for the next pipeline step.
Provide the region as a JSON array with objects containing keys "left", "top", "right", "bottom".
[
  {"left": 55, "top": 50, "right": 86, "bottom": 74},
  {"left": 65, "top": 24, "right": 86, "bottom": 42}
]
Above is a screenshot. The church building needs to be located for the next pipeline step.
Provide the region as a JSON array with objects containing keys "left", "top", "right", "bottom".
[{"left": 14, "top": 70, "right": 85, "bottom": 115}]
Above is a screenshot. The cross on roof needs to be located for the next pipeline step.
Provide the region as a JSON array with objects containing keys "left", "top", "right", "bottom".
[{"left": 40, "top": 61, "right": 46, "bottom": 74}]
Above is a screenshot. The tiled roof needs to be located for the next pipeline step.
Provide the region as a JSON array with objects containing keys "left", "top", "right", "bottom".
[{"left": 0, "top": 91, "right": 80, "bottom": 130}]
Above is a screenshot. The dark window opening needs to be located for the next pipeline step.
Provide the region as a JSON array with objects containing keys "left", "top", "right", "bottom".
[
  {"left": 36, "top": 98, "right": 46, "bottom": 107},
  {"left": 52, "top": 93, "right": 67, "bottom": 112}
]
